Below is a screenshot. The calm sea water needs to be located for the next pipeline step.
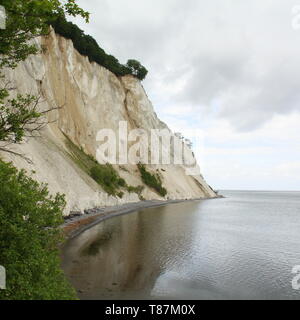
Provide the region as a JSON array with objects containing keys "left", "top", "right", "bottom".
[{"left": 62, "top": 191, "right": 300, "bottom": 300}]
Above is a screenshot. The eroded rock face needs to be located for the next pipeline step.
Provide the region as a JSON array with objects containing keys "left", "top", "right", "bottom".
[{"left": 1, "top": 30, "right": 216, "bottom": 215}]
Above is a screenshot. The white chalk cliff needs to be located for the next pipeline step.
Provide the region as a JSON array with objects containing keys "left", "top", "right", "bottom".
[{"left": 1, "top": 30, "right": 216, "bottom": 215}]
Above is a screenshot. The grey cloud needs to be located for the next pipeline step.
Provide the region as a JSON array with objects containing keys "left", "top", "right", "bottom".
[{"left": 72, "top": 0, "right": 300, "bottom": 131}]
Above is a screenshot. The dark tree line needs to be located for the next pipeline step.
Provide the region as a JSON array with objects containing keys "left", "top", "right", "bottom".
[{"left": 50, "top": 17, "right": 148, "bottom": 80}]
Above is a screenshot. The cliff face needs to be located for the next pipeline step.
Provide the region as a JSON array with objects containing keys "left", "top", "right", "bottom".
[{"left": 1, "top": 30, "right": 216, "bottom": 215}]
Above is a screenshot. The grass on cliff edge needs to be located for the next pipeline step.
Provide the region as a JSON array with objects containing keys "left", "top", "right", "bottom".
[
  {"left": 0, "top": 160, "right": 76, "bottom": 300},
  {"left": 65, "top": 137, "right": 144, "bottom": 197}
]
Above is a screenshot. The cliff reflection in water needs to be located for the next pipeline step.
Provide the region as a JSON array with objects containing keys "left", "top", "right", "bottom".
[{"left": 62, "top": 203, "right": 195, "bottom": 300}]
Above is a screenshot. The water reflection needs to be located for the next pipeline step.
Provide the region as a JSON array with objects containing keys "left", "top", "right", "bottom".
[
  {"left": 62, "top": 202, "right": 199, "bottom": 299},
  {"left": 62, "top": 192, "right": 300, "bottom": 300}
]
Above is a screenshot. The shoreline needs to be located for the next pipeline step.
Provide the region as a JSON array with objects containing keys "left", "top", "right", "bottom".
[{"left": 62, "top": 196, "right": 221, "bottom": 239}]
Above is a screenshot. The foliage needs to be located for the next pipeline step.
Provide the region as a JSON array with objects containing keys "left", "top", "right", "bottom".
[
  {"left": 0, "top": 1, "right": 88, "bottom": 300},
  {"left": 117, "top": 191, "right": 124, "bottom": 199},
  {"left": 0, "top": 94, "right": 40, "bottom": 142},
  {"left": 126, "top": 184, "right": 145, "bottom": 201},
  {"left": 138, "top": 164, "right": 167, "bottom": 197},
  {"left": 0, "top": 160, "right": 76, "bottom": 300},
  {"left": 118, "top": 178, "right": 126, "bottom": 187},
  {"left": 0, "top": 0, "right": 89, "bottom": 156},
  {"left": 126, "top": 185, "right": 144, "bottom": 195},
  {"left": 50, "top": 16, "right": 148, "bottom": 80},
  {"left": 0, "top": 0, "right": 89, "bottom": 69},
  {"left": 65, "top": 135, "right": 98, "bottom": 174},
  {"left": 65, "top": 136, "right": 134, "bottom": 197},
  {"left": 126, "top": 59, "right": 148, "bottom": 81},
  {"left": 0, "top": 90, "right": 53, "bottom": 158},
  {"left": 90, "top": 163, "right": 126, "bottom": 196}
]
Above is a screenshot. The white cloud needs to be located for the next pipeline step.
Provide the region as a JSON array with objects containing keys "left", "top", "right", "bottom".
[
  {"left": 71, "top": 0, "right": 300, "bottom": 190},
  {"left": 195, "top": 113, "right": 300, "bottom": 190}
]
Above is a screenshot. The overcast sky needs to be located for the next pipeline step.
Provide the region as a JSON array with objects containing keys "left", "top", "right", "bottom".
[{"left": 72, "top": 0, "right": 300, "bottom": 190}]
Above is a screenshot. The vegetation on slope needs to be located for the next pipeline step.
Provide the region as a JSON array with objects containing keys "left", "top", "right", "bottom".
[
  {"left": 65, "top": 137, "right": 143, "bottom": 198},
  {"left": 50, "top": 16, "right": 148, "bottom": 80},
  {"left": 90, "top": 164, "right": 126, "bottom": 196},
  {"left": 138, "top": 164, "right": 167, "bottom": 197}
]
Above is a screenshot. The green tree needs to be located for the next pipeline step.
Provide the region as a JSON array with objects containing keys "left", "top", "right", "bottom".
[
  {"left": 126, "top": 59, "right": 148, "bottom": 80},
  {"left": 0, "top": 94, "right": 45, "bottom": 158},
  {"left": 0, "top": 160, "right": 76, "bottom": 300},
  {"left": 0, "top": 0, "right": 89, "bottom": 300},
  {"left": 50, "top": 15, "right": 148, "bottom": 80},
  {"left": 0, "top": 0, "right": 89, "bottom": 69},
  {"left": 0, "top": 0, "right": 89, "bottom": 156}
]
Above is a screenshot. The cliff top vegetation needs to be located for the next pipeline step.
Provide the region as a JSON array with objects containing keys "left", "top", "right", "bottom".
[{"left": 50, "top": 16, "right": 148, "bottom": 81}]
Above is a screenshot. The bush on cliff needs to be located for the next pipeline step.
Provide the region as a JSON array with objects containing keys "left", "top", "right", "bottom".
[
  {"left": 65, "top": 137, "right": 142, "bottom": 198},
  {"left": 0, "top": 160, "right": 76, "bottom": 300},
  {"left": 126, "top": 60, "right": 148, "bottom": 81},
  {"left": 90, "top": 163, "right": 124, "bottom": 196},
  {"left": 138, "top": 164, "right": 167, "bottom": 197}
]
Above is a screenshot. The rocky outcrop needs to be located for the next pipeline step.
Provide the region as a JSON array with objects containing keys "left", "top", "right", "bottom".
[{"left": 1, "top": 30, "right": 216, "bottom": 215}]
